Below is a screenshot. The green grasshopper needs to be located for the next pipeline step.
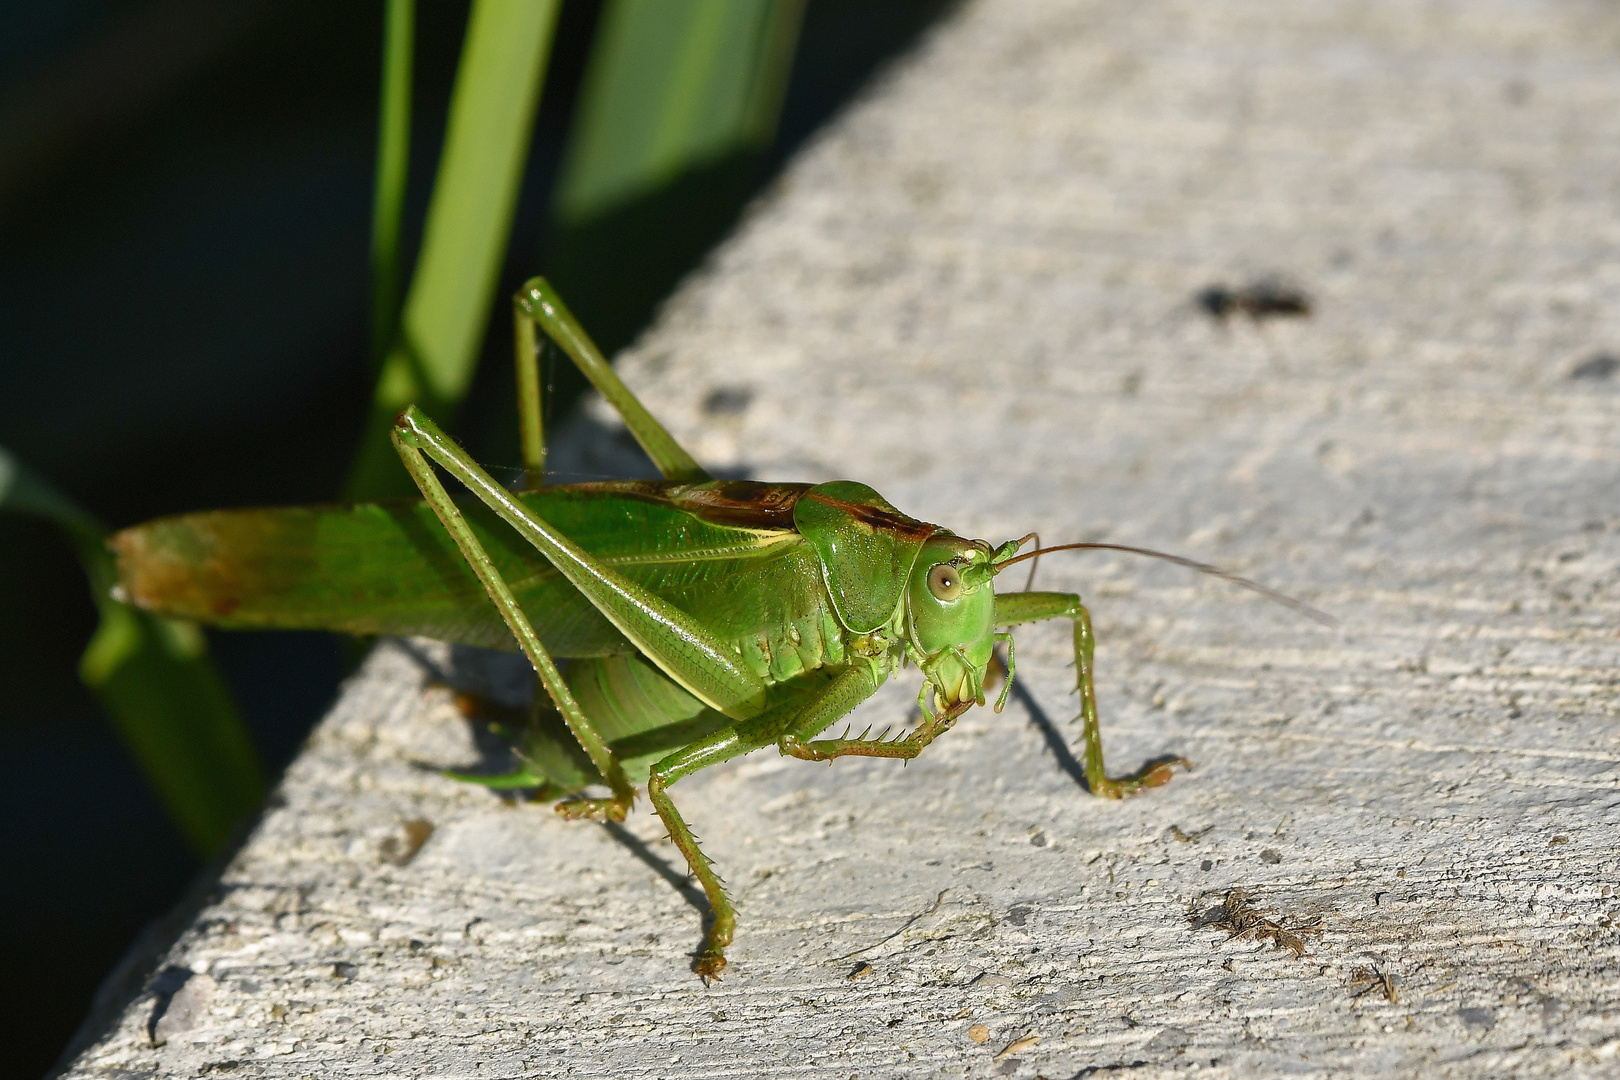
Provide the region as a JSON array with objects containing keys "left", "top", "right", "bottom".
[{"left": 112, "top": 278, "right": 1316, "bottom": 979}]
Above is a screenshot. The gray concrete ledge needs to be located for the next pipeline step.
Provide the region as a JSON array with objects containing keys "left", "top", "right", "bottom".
[{"left": 63, "top": 0, "right": 1620, "bottom": 1076}]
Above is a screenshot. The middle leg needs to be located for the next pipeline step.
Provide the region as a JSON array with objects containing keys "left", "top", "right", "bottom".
[{"left": 647, "top": 665, "right": 883, "bottom": 979}]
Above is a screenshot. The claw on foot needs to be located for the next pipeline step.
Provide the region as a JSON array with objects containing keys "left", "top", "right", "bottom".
[
  {"left": 1093, "top": 755, "right": 1194, "bottom": 799},
  {"left": 429, "top": 683, "right": 528, "bottom": 728},
  {"left": 554, "top": 795, "right": 630, "bottom": 822},
  {"left": 692, "top": 916, "right": 734, "bottom": 983}
]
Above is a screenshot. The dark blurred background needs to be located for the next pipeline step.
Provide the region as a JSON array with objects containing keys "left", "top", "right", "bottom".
[{"left": 0, "top": 2, "right": 950, "bottom": 1074}]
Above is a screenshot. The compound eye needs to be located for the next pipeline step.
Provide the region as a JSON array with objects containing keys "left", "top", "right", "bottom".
[{"left": 927, "top": 563, "right": 963, "bottom": 602}]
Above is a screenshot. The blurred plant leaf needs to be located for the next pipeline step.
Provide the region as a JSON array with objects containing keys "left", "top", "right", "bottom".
[
  {"left": 369, "top": 0, "right": 414, "bottom": 370},
  {"left": 0, "top": 446, "right": 263, "bottom": 855},
  {"left": 347, "top": 0, "right": 564, "bottom": 500},
  {"left": 554, "top": 0, "right": 806, "bottom": 227},
  {"left": 542, "top": 0, "right": 804, "bottom": 366}
]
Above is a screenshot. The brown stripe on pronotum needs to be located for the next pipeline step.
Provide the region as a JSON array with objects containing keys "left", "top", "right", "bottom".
[{"left": 799, "top": 490, "right": 937, "bottom": 543}]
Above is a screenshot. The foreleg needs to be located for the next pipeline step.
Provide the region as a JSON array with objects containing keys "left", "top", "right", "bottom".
[
  {"left": 776, "top": 686, "right": 969, "bottom": 763},
  {"left": 994, "top": 591, "right": 1192, "bottom": 798}
]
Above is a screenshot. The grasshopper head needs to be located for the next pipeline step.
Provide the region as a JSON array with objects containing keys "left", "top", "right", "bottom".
[{"left": 905, "top": 535, "right": 999, "bottom": 712}]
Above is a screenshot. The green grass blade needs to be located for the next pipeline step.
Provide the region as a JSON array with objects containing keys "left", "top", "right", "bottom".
[
  {"left": 347, "top": 0, "right": 564, "bottom": 500},
  {"left": 553, "top": 0, "right": 806, "bottom": 227},
  {"left": 0, "top": 446, "right": 263, "bottom": 856},
  {"left": 369, "top": 0, "right": 414, "bottom": 370},
  {"left": 77, "top": 606, "right": 265, "bottom": 856}
]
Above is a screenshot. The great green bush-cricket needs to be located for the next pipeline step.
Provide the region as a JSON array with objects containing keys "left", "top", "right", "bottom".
[{"left": 113, "top": 278, "right": 1320, "bottom": 979}]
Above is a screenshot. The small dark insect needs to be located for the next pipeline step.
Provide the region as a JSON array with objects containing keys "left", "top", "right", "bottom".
[
  {"left": 1197, "top": 279, "right": 1313, "bottom": 322},
  {"left": 1192, "top": 888, "right": 1323, "bottom": 958},
  {"left": 1569, "top": 353, "right": 1617, "bottom": 381},
  {"left": 1348, "top": 964, "right": 1401, "bottom": 1004},
  {"left": 702, "top": 385, "right": 754, "bottom": 415}
]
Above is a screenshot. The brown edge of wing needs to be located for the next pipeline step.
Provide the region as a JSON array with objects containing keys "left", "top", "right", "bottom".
[{"left": 566, "top": 479, "right": 814, "bottom": 531}]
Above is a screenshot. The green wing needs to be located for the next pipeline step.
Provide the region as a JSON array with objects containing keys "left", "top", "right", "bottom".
[{"left": 112, "top": 481, "right": 810, "bottom": 657}]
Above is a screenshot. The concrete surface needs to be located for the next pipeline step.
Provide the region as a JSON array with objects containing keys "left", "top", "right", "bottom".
[{"left": 60, "top": 0, "right": 1620, "bottom": 1076}]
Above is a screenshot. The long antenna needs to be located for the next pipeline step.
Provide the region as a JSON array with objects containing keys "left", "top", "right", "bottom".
[{"left": 996, "top": 541, "right": 1336, "bottom": 627}]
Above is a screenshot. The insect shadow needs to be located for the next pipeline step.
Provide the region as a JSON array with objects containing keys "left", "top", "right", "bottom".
[
  {"left": 1010, "top": 679, "right": 1089, "bottom": 792},
  {"left": 600, "top": 821, "right": 712, "bottom": 923},
  {"left": 397, "top": 639, "right": 540, "bottom": 775},
  {"left": 1569, "top": 353, "right": 1617, "bottom": 381},
  {"left": 1011, "top": 678, "right": 1185, "bottom": 797},
  {"left": 402, "top": 640, "right": 716, "bottom": 951}
]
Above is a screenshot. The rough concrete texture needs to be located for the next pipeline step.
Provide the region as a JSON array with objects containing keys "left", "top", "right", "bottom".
[{"left": 62, "top": 0, "right": 1620, "bottom": 1076}]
